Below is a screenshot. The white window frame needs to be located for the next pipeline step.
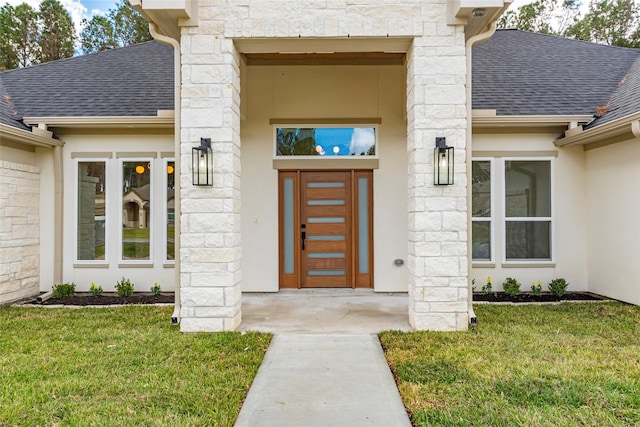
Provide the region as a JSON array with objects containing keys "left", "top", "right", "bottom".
[
  {"left": 502, "top": 157, "right": 555, "bottom": 264},
  {"left": 74, "top": 158, "right": 109, "bottom": 265},
  {"left": 471, "top": 158, "right": 494, "bottom": 264},
  {"left": 164, "top": 158, "right": 176, "bottom": 265},
  {"left": 119, "top": 157, "right": 154, "bottom": 265},
  {"left": 272, "top": 124, "right": 379, "bottom": 159}
]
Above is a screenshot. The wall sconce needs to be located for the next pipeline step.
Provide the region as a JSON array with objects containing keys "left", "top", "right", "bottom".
[
  {"left": 192, "top": 138, "right": 213, "bottom": 186},
  {"left": 434, "top": 137, "right": 454, "bottom": 185}
]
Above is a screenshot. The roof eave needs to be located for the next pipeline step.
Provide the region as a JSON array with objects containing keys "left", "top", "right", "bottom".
[
  {"left": 129, "top": 0, "right": 198, "bottom": 41},
  {"left": 555, "top": 112, "right": 640, "bottom": 150},
  {"left": 0, "top": 123, "right": 63, "bottom": 148},
  {"left": 22, "top": 114, "right": 175, "bottom": 129},
  {"left": 472, "top": 111, "right": 593, "bottom": 132}
]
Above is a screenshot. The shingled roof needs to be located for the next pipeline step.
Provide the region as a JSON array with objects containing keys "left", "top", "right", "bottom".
[
  {"left": 472, "top": 29, "right": 640, "bottom": 118},
  {"left": 0, "top": 41, "right": 173, "bottom": 120}
]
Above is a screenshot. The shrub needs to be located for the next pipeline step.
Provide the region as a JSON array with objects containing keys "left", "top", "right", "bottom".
[
  {"left": 150, "top": 282, "right": 161, "bottom": 296},
  {"left": 481, "top": 277, "right": 493, "bottom": 295},
  {"left": 502, "top": 277, "right": 521, "bottom": 296},
  {"left": 89, "top": 282, "right": 103, "bottom": 297},
  {"left": 52, "top": 283, "right": 75, "bottom": 299},
  {"left": 531, "top": 281, "right": 542, "bottom": 297},
  {"left": 548, "top": 278, "right": 569, "bottom": 298},
  {"left": 115, "top": 277, "right": 134, "bottom": 297}
]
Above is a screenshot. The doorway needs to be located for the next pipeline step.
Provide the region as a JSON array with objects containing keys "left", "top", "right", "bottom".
[{"left": 279, "top": 170, "right": 373, "bottom": 288}]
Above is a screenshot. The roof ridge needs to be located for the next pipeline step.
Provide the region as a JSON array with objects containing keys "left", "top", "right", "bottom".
[{"left": 495, "top": 29, "right": 640, "bottom": 53}]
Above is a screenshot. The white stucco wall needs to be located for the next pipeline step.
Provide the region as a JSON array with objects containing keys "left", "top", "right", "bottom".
[
  {"left": 59, "top": 131, "right": 175, "bottom": 292},
  {"left": 241, "top": 65, "right": 408, "bottom": 292},
  {"left": 470, "top": 132, "right": 588, "bottom": 293},
  {"left": 585, "top": 138, "right": 640, "bottom": 305}
]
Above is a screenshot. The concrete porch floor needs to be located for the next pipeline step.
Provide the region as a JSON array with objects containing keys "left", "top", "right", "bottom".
[{"left": 237, "top": 290, "right": 412, "bottom": 333}]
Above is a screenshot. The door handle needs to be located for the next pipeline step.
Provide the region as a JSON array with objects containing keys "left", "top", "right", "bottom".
[{"left": 301, "top": 224, "right": 306, "bottom": 250}]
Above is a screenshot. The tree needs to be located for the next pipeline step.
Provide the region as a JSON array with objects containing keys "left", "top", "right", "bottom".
[
  {"left": 566, "top": 0, "right": 640, "bottom": 47},
  {"left": 14, "top": 3, "right": 41, "bottom": 67},
  {"left": 38, "top": 0, "right": 75, "bottom": 63},
  {"left": 498, "top": 0, "right": 582, "bottom": 35},
  {"left": 79, "top": 0, "right": 151, "bottom": 55},
  {"left": 0, "top": 5, "right": 18, "bottom": 70}
]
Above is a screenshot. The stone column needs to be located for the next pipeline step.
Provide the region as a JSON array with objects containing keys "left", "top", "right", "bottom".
[
  {"left": 406, "top": 28, "right": 469, "bottom": 331},
  {"left": 179, "top": 30, "right": 242, "bottom": 332}
]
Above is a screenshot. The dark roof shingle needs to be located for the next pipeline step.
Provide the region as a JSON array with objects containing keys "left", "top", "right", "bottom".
[
  {"left": 0, "top": 41, "right": 174, "bottom": 119},
  {"left": 472, "top": 29, "right": 640, "bottom": 117}
]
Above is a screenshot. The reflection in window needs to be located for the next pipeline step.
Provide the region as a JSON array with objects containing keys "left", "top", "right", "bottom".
[
  {"left": 167, "top": 161, "right": 175, "bottom": 261},
  {"left": 505, "top": 160, "right": 552, "bottom": 260},
  {"left": 122, "top": 161, "right": 151, "bottom": 260},
  {"left": 472, "top": 160, "right": 491, "bottom": 261},
  {"left": 77, "top": 161, "right": 106, "bottom": 260},
  {"left": 276, "top": 127, "right": 376, "bottom": 156}
]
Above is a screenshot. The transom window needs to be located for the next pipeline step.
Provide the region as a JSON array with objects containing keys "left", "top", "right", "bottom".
[{"left": 275, "top": 126, "right": 376, "bottom": 157}]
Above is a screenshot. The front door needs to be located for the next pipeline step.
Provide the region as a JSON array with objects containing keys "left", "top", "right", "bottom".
[{"left": 279, "top": 170, "right": 373, "bottom": 288}]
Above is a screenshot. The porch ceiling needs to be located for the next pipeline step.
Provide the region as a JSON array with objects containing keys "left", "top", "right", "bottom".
[{"left": 234, "top": 37, "right": 412, "bottom": 56}]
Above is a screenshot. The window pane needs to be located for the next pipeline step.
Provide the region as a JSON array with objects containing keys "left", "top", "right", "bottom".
[
  {"left": 472, "top": 221, "right": 491, "bottom": 261},
  {"left": 276, "top": 127, "right": 376, "bottom": 156},
  {"left": 283, "top": 178, "right": 294, "bottom": 274},
  {"left": 506, "top": 221, "right": 551, "bottom": 260},
  {"left": 472, "top": 161, "right": 491, "bottom": 217},
  {"left": 77, "top": 162, "right": 105, "bottom": 260},
  {"left": 167, "top": 161, "right": 175, "bottom": 261},
  {"left": 122, "top": 161, "right": 151, "bottom": 260},
  {"left": 505, "top": 160, "right": 551, "bottom": 217},
  {"left": 358, "top": 177, "right": 369, "bottom": 274}
]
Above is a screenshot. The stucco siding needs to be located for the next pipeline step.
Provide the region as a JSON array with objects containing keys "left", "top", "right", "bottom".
[
  {"left": 59, "top": 131, "right": 175, "bottom": 292},
  {"left": 585, "top": 138, "right": 640, "bottom": 305},
  {"left": 470, "top": 133, "right": 589, "bottom": 293}
]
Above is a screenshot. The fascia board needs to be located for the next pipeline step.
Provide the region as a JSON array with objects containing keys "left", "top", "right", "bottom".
[
  {"left": 0, "top": 123, "right": 63, "bottom": 148},
  {"left": 555, "top": 112, "right": 640, "bottom": 148},
  {"left": 22, "top": 116, "right": 174, "bottom": 129},
  {"left": 472, "top": 114, "right": 593, "bottom": 129}
]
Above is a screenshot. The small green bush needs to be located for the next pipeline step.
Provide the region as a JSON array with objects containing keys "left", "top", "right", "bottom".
[
  {"left": 502, "top": 277, "right": 521, "bottom": 296},
  {"left": 52, "top": 283, "right": 75, "bottom": 298},
  {"left": 481, "top": 277, "right": 493, "bottom": 294},
  {"left": 548, "top": 278, "right": 569, "bottom": 297},
  {"left": 150, "top": 282, "right": 161, "bottom": 296},
  {"left": 89, "top": 282, "right": 103, "bottom": 297},
  {"left": 531, "top": 281, "right": 542, "bottom": 297},
  {"left": 115, "top": 277, "right": 134, "bottom": 297}
]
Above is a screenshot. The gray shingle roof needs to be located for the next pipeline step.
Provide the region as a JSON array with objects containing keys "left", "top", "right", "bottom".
[
  {"left": 472, "top": 29, "right": 640, "bottom": 117},
  {"left": 0, "top": 41, "right": 173, "bottom": 119},
  {"left": 0, "top": 84, "right": 30, "bottom": 130}
]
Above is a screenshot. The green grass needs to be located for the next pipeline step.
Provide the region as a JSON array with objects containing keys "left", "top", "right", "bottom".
[
  {"left": 122, "top": 228, "right": 150, "bottom": 239},
  {"left": 380, "top": 303, "right": 640, "bottom": 426},
  {"left": 0, "top": 306, "right": 271, "bottom": 427}
]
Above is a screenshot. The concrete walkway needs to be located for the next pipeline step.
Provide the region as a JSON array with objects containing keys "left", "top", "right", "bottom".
[
  {"left": 234, "top": 334, "right": 412, "bottom": 427},
  {"left": 235, "top": 292, "right": 412, "bottom": 426}
]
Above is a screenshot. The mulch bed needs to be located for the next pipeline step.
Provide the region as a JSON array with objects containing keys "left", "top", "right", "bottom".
[
  {"left": 34, "top": 293, "right": 174, "bottom": 306},
  {"left": 473, "top": 292, "right": 607, "bottom": 303}
]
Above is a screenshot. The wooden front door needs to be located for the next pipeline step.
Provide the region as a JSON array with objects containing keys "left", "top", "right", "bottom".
[{"left": 279, "top": 170, "right": 373, "bottom": 289}]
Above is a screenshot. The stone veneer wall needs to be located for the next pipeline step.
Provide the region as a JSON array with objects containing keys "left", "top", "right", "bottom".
[
  {"left": 0, "top": 160, "right": 40, "bottom": 304},
  {"left": 179, "top": 0, "right": 468, "bottom": 331}
]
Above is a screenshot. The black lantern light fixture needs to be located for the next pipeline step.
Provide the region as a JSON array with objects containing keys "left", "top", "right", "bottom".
[
  {"left": 434, "top": 137, "right": 454, "bottom": 185},
  {"left": 192, "top": 138, "right": 213, "bottom": 186}
]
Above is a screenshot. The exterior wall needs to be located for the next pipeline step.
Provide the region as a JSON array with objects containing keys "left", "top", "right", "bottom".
[
  {"left": 585, "top": 138, "right": 640, "bottom": 305},
  {"left": 241, "top": 65, "right": 408, "bottom": 293},
  {"left": 471, "top": 132, "right": 588, "bottom": 292},
  {"left": 0, "top": 158, "right": 40, "bottom": 304},
  {"left": 180, "top": 0, "right": 469, "bottom": 331},
  {"left": 59, "top": 131, "right": 175, "bottom": 292}
]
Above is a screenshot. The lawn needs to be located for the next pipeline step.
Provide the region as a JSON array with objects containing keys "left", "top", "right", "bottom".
[
  {"left": 381, "top": 303, "right": 640, "bottom": 426},
  {"left": 0, "top": 306, "right": 271, "bottom": 427}
]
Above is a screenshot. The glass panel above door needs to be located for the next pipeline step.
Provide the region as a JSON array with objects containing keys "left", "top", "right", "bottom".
[{"left": 276, "top": 127, "right": 376, "bottom": 156}]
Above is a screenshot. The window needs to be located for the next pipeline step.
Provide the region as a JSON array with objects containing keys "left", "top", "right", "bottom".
[
  {"left": 472, "top": 160, "right": 492, "bottom": 261},
  {"left": 504, "top": 160, "right": 552, "bottom": 260},
  {"left": 76, "top": 161, "right": 106, "bottom": 261},
  {"left": 166, "top": 160, "right": 175, "bottom": 261},
  {"left": 471, "top": 157, "right": 554, "bottom": 263},
  {"left": 121, "top": 160, "right": 152, "bottom": 261},
  {"left": 275, "top": 127, "right": 376, "bottom": 157}
]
